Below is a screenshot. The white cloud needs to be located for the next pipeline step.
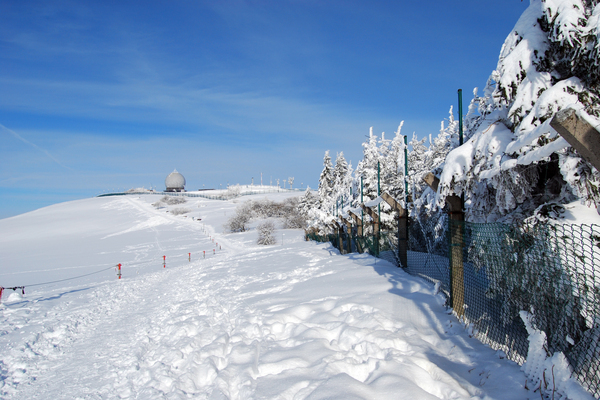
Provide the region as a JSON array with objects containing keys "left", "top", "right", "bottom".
[{"left": 0, "top": 123, "right": 72, "bottom": 170}]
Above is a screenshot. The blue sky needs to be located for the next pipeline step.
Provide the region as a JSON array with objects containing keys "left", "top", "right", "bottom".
[{"left": 0, "top": 0, "right": 528, "bottom": 218}]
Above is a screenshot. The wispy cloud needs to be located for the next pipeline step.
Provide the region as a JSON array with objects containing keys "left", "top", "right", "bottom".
[
  {"left": 0, "top": 123, "right": 72, "bottom": 170},
  {"left": 0, "top": 75, "right": 390, "bottom": 142}
]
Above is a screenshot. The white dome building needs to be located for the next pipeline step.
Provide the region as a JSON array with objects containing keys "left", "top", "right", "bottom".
[{"left": 165, "top": 169, "right": 186, "bottom": 192}]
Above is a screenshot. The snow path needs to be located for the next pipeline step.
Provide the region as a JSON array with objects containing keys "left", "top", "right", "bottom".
[{"left": 0, "top": 195, "right": 530, "bottom": 399}]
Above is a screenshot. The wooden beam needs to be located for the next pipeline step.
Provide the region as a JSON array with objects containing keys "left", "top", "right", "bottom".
[
  {"left": 551, "top": 107, "right": 600, "bottom": 172},
  {"left": 381, "top": 192, "right": 405, "bottom": 217},
  {"left": 423, "top": 172, "right": 440, "bottom": 192},
  {"left": 361, "top": 204, "right": 379, "bottom": 223},
  {"left": 339, "top": 215, "right": 352, "bottom": 230},
  {"left": 348, "top": 210, "right": 363, "bottom": 237},
  {"left": 422, "top": 173, "right": 461, "bottom": 213}
]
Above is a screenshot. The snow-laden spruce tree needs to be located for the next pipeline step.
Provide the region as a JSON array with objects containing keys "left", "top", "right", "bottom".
[
  {"left": 407, "top": 106, "right": 464, "bottom": 225},
  {"left": 257, "top": 221, "right": 277, "bottom": 245},
  {"left": 332, "top": 152, "right": 349, "bottom": 198},
  {"left": 438, "top": 0, "right": 600, "bottom": 222},
  {"left": 318, "top": 151, "right": 334, "bottom": 211},
  {"left": 407, "top": 133, "right": 430, "bottom": 201},
  {"left": 298, "top": 186, "right": 318, "bottom": 218},
  {"left": 355, "top": 128, "right": 381, "bottom": 203},
  {"left": 380, "top": 123, "right": 407, "bottom": 202},
  {"left": 332, "top": 152, "right": 354, "bottom": 212}
]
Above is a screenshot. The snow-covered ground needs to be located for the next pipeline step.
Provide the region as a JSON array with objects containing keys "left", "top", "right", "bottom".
[{"left": 1, "top": 193, "right": 534, "bottom": 399}]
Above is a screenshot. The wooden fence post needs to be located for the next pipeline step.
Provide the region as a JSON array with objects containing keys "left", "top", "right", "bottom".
[
  {"left": 423, "top": 173, "right": 465, "bottom": 317},
  {"left": 381, "top": 192, "right": 408, "bottom": 268},
  {"left": 349, "top": 209, "right": 363, "bottom": 237},
  {"left": 340, "top": 216, "right": 352, "bottom": 254},
  {"left": 332, "top": 220, "right": 344, "bottom": 254},
  {"left": 348, "top": 210, "right": 364, "bottom": 253}
]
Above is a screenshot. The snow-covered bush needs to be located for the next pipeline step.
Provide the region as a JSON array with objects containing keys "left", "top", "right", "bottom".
[
  {"left": 125, "top": 187, "right": 152, "bottom": 193},
  {"left": 153, "top": 195, "right": 187, "bottom": 208},
  {"left": 224, "top": 212, "right": 250, "bottom": 232},
  {"left": 257, "top": 221, "right": 276, "bottom": 245},
  {"left": 225, "top": 184, "right": 241, "bottom": 198},
  {"left": 224, "top": 202, "right": 252, "bottom": 232},
  {"left": 162, "top": 196, "right": 187, "bottom": 205},
  {"left": 170, "top": 207, "right": 191, "bottom": 215},
  {"left": 283, "top": 213, "right": 306, "bottom": 229},
  {"left": 224, "top": 198, "right": 306, "bottom": 233},
  {"left": 251, "top": 199, "right": 280, "bottom": 218}
]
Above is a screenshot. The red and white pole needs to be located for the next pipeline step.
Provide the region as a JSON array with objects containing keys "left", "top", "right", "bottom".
[
  {"left": 117, "top": 263, "right": 122, "bottom": 279},
  {"left": 163, "top": 255, "right": 166, "bottom": 268}
]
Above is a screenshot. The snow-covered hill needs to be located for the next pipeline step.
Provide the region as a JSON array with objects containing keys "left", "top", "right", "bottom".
[{"left": 1, "top": 193, "right": 533, "bottom": 399}]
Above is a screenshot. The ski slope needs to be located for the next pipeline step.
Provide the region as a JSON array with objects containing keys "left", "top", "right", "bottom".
[{"left": 0, "top": 193, "right": 532, "bottom": 399}]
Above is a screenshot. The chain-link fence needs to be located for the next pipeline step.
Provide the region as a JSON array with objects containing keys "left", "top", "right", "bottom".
[
  {"left": 409, "top": 216, "right": 600, "bottom": 398},
  {"left": 307, "top": 214, "right": 600, "bottom": 398}
]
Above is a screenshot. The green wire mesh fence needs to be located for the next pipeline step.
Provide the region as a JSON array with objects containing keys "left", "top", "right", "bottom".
[
  {"left": 416, "top": 217, "right": 600, "bottom": 398},
  {"left": 307, "top": 214, "right": 600, "bottom": 398}
]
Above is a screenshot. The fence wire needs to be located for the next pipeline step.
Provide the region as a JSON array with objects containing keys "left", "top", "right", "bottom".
[
  {"left": 307, "top": 214, "right": 600, "bottom": 398},
  {"left": 419, "top": 217, "right": 600, "bottom": 398}
]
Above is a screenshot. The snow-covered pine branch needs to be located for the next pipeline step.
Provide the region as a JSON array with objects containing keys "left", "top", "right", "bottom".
[{"left": 436, "top": 0, "right": 600, "bottom": 222}]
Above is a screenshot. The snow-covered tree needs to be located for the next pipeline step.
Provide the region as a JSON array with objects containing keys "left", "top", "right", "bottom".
[
  {"left": 298, "top": 186, "right": 318, "bottom": 217},
  {"left": 438, "top": 0, "right": 600, "bottom": 222},
  {"left": 257, "top": 221, "right": 277, "bottom": 245},
  {"left": 407, "top": 133, "right": 430, "bottom": 197},
  {"left": 355, "top": 128, "right": 381, "bottom": 202},
  {"left": 333, "top": 152, "right": 349, "bottom": 192},
  {"left": 318, "top": 151, "right": 334, "bottom": 210},
  {"left": 381, "top": 123, "right": 407, "bottom": 201},
  {"left": 331, "top": 152, "right": 355, "bottom": 212}
]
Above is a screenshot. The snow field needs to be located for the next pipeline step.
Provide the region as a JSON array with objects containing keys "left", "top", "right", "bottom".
[{"left": 0, "top": 194, "right": 531, "bottom": 399}]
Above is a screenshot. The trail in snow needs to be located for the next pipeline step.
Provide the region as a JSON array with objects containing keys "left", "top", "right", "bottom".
[{"left": 0, "top": 194, "right": 532, "bottom": 399}]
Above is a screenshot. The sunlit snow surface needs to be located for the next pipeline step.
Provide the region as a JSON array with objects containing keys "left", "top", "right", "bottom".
[{"left": 0, "top": 194, "right": 531, "bottom": 399}]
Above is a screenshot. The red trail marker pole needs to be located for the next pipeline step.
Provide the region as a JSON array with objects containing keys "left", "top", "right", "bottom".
[
  {"left": 163, "top": 255, "right": 166, "bottom": 268},
  {"left": 116, "top": 263, "right": 122, "bottom": 279},
  {"left": 188, "top": 252, "right": 191, "bottom": 262}
]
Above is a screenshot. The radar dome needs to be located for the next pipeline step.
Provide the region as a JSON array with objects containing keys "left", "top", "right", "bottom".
[{"left": 165, "top": 169, "right": 186, "bottom": 192}]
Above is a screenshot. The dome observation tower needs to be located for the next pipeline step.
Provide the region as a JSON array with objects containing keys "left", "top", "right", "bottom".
[{"left": 165, "top": 169, "right": 186, "bottom": 192}]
